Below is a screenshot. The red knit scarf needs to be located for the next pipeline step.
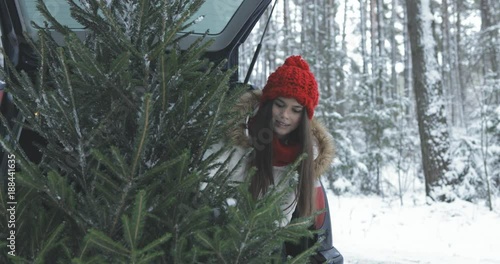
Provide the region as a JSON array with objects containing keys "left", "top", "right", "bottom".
[{"left": 272, "top": 135, "right": 301, "bottom": 167}]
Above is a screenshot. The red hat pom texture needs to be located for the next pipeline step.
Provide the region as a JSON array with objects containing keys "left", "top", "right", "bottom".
[{"left": 261, "top": 55, "right": 319, "bottom": 119}]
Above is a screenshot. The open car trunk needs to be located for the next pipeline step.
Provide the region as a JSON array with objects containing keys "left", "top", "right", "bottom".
[{"left": 0, "top": 0, "right": 270, "bottom": 173}]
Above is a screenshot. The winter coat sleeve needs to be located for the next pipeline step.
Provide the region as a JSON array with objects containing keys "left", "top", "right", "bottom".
[
  {"left": 205, "top": 144, "right": 296, "bottom": 226},
  {"left": 280, "top": 187, "right": 297, "bottom": 226},
  {"left": 202, "top": 142, "right": 249, "bottom": 192},
  {"left": 272, "top": 166, "right": 299, "bottom": 227}
]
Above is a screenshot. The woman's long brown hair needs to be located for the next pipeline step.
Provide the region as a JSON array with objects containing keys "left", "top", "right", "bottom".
[{"left": 248, "top": 100, "right": 315, "bottom": 217}]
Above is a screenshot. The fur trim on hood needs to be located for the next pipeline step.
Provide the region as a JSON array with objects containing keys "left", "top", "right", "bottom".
[{"left": 227, "top": 89, "right": 334, "bottom": 179}]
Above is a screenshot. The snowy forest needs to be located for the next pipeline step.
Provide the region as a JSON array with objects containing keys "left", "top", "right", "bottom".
[
  {"left": 239, "top": 0, "right": 500, "bottom": 208},
  {"left": 0, "top": 0, "right": 499, "bottom": 263}
]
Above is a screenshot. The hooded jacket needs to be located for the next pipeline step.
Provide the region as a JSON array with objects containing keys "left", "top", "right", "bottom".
[{"left": 221, "top": 90, "right": 334, "bottom": 225}]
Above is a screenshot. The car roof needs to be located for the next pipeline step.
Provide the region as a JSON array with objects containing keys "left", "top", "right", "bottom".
[{"left": 6, "top": 0, "right": 270, "bottom": 52}]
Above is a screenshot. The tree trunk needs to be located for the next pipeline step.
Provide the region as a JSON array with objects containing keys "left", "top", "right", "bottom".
[
  {"left": 480, "top": 0, "right": 499, "bottom": 78},
  {"left": 360, "top": 0, "right": 368, "bottom": 75},
  {"left": 370, "top": 0, "right": 377, "bottom": 103},
  {"left": 283, "top": 0, "right": 290, "bottom": 55},
  {"left": 454, "top": 0, "right": 467, "bottom": 129},
  {"left": 376, "top": 0, "right": 385, "bottom": 103},
  {"left": 402, "top": 0, "right": 413, "bottom": 119},
  {"left": 406, "top": 0, "right": 451, "bottom": 200},
  {"left": 301, "top": 0, "right": 307, "bottom": 52},
  {"left": 443, "top": 0, "right": 465, "bottom": 127},
  {"left": 390, "top": 0, "right": 398, "bottom": 99},
  {"left": 440, "top": 0, "right": 452, "bottom": 125},
  {"left": 313, "top": 0, "right": 320, "bottom": 76},
  {"left": 336, "top": 0, "right": 346, "bottom": 116}
]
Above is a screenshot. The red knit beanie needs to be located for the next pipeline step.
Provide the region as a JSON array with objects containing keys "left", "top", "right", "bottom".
[{"left": 261, "top": 55, "right": 319, "bottom": 119}]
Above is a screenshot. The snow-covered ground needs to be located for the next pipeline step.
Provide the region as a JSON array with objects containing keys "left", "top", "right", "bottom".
[{"left": 328, "top": 191, "right": 500, "bottom": 264}]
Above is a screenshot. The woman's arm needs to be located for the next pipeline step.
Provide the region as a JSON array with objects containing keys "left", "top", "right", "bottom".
[{"left": 279, "top": 188, "right": 297, "bottom": 226}]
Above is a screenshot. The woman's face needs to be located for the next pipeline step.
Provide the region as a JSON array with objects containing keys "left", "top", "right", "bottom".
[{"left": 272, "top": 97, "right": 303, "bottom": 139}]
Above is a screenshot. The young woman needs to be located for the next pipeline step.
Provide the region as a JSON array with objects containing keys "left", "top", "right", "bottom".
[{"left": 224, "top": 55, "right": 342, "bottom": 262}]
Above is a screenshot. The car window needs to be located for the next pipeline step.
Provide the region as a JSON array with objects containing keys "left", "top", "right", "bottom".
[
  {"left": 15, "top": 0, "right": 269, "bottom": 53},
  {"left": 20, "top": 0, "right": 245, "bottom": 35},
  {"left": 185, "top": 0, "right": 245, "bottom": 35},
  {"left": 18, "top": 0, "right": 83, "bottom": 30}
]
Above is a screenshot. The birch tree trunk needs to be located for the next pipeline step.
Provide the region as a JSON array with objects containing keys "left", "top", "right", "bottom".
[{"left": 406, "top": 0, "right": 451, "bottom": 200}]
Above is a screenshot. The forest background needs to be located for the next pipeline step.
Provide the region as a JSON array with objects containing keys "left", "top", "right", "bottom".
[{"left": 238, "top": 0, "right": 500, "bottom": 209}]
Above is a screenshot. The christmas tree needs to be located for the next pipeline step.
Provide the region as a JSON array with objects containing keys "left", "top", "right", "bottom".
[{"left": 0, "top": 0, "right": 316, "bottom": 262}]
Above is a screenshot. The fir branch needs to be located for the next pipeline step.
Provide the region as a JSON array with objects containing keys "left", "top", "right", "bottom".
[
  {"left": 122, "top": 215, "right": 134, "bottom": 249},
  {"left": 63, "top": 34, "right": 109, "bottom": 82},
  {"left": 37, "top": 30, "right": 47, "bottom": 96},
  {"left": 91, "top": 148, "right": 128, "bottom": 182},
  {"left": 78, "top": 238, "right": 91, "bottom": 260},
  {"left": 131, "top": 94, "right": 151, "bottom": 177},
  {"left": 132, "top": 190, "right": 147, "bottom": 245},
  {"left": 109, "top": 52, "right": 131, "bottom": 78},
  {"left": 58, "top": 47, "right": 87, "bottom": 182},
  {"left": 93, "top": 0, "right": 141, "bottom": 58},
  {"left": 41, "top": 172, "right": 89, "bottom": 234},
  {"left": 33, "top": 222, "right": 66, "bottom": 262},
  {"left": 136, "top": 252, "right": 165, "bottom": 264},
  {"left": 195, "top": 67, "right": 236, "bottom": 164},
  {"left": 160, "top": 52, "right": 167, "bottom": 111},
  {"left": 110, "top": 181, "right": 133, "bottom": 236},
  {"left": 66, "top": 0, "right": 102, "bottom": 28},
  {"left": 0, "top": 47, "right": 40, "bottom": 117},
  {"left": 173, "top": 0, "right": 206, "bottom": 33},
  {"left": 0, "top": 114, "right": 36, "bottom": 176},
  {"left": 64, "top": 26, "right": 137, "bottom": 111},
  {"left": 235, "top": 220, "right": 254, "bottom": 264},
  {"left": 85, "top": 109, "right": 120, "bottom": 148},
  {"left": 139, "top": 151, "right": 188, "bottom": 183},
  {"left": 97, "top": 93, "right": 152, "bottom": 235},
  {"left": 93, "top": 173, "right": 120, "bottom": 204},
  {"left": 137, "top": 232, "right": 171, "bottom": 256},
  {"left": 136, "top": 0, "right": 149, "bottom": 42},
  {"left": 48, "top": 92, "right": 75, "bottom": 135},
  {"left": 195, "top": 232, "right": 228, "bottom": 264},
  {"left": 156, "top": 0, "right": 204, "bottom": 52},
  {"left": 84, "top": 229, "right": 130, "bottom": 258},
  {"left": 34, "top": 0, "right": 72, "bottom": 36}
]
